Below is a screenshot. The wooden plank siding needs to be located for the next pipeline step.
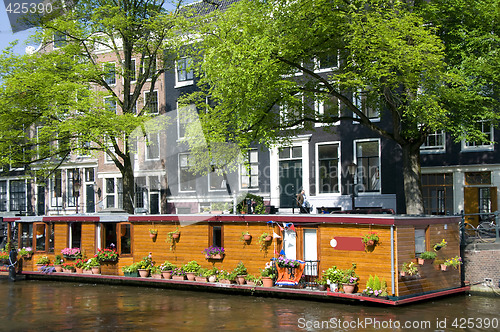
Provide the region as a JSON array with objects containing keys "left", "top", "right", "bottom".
[{"left": 396, "top": 223, "right": 461, "bottom": 298}]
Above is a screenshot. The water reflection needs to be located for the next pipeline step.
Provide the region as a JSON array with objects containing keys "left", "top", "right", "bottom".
[{"left": 0, "top": 279, "right": 498, "bottom": 331}]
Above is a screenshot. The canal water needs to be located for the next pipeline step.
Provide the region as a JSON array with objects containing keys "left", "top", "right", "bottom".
[{"left": 0, "top": 279, "right": 498, "bottom": 331}]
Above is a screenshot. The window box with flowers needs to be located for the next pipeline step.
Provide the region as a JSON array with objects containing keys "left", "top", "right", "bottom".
[
  {"left": 61, "top": 247, "right": 81, "bottom": 260},
  {"left": 442, "top": 256, "right": 462, "bottom": 271},
  {"left": 171, "top": 267, "right": 187, "bottom": 281},
  {"left": 362, "top": 232, "right": 379, "bottom": 247},
  {"left": 95, "top": 248, "right": 119, "bottom": 262},
  {"left": 204, "top": 246, "right": 225, "bottom": 260},
  {"left": 18, "top": 247, "right": 33, "bottom": 259}
]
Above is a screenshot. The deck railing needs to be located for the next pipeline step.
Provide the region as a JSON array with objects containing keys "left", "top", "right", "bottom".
[{"left": 302, "top": 260, "right": 320, "bottom": 288}]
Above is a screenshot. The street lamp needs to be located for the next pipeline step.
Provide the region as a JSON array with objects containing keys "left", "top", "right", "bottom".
[
  {"left": 73, "top": 170, "right": 81, "bottom": 214},
  {"left": 348, "top": 162, "right": 357, "bottom": 211}
]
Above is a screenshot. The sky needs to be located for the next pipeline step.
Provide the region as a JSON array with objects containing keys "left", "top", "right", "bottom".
[{"left": 0, "top": 1, "right": 38, "bottom": 54}]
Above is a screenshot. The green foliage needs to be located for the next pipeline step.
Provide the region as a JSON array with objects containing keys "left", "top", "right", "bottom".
[
  {"left": 233, "top": 261, "right": 248, "bottom": 276},
  {"left": 323, "top": 266, "right": 344, "bottom": 284},
  {"left": 36, "top": 256, "right": 50, "bottom": 265},
  {"left": 183, "top": 260, "right": 201, "bottom": 273},
  {"left": 236, "top": 193, "right": 266, "bottom": 214},
  {"left": 401, "top": 262, "right": 419, "bottom": 276},
  {"left": 54, "top": 255, "right": 63, "bottom": 265},
  {"left": 420, "top": 251, "right": 437, "bottom": 260}
]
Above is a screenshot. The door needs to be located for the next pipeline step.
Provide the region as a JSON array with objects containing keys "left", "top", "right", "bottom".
[
  {"left": 283, "top": 229, "right": 297, "bottom": 259},
  {"left": 279, "top": 160, "right": 302, "bottom": 208},
  {"left": 303, "top": 229, "right": 318, "bottom": 282},
  {"left": 37, "top": 185, "right": 45, "bottom": 216},
  {"left": 86, "top": 184, "right": 95, "bottom": 213}
]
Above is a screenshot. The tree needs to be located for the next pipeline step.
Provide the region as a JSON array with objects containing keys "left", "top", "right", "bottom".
[
  {"left": 0, "top": 0, "right": 187, "bottom": 213},
  {"left": 182, "top": 0, "right": 500, "bottom": 214}
]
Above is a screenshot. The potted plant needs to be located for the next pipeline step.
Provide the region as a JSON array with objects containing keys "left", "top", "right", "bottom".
[
  {"left": 341, "top": 263, "right": 358, "bottom": 294},
  {"left": 195, "top": 268, "right": 209, "bottom": 282},
  {"left": 166, "top": 228, "right": 180, "bottom": 251},
  {"left": 240, "top": 231, "right": 252, "bottom": 242},
  {"left": 86, "top": 257, "right": 100, "bottom": 274},
  {"left": 260, "top": 262, "right": 276, "bottom": 287},
  {"left": 150, "top": 265, "right": 162, "bottom": 279},
  {"left": 276, "top": 256, "right": 300, "bottom": 269},
  {"left": 95, "top": 248, "right": 118, "bottom": 262},
  {"left": 401, "top": 261, "right": 419, "bottom": 277},
  {"left": 61, "top": 247, "right": 81, "bottom": 259},
  {"left": 443, "top": 256, "right": 462, "bottom": 270},
  {"left": 207, "top": 267, "right": 218, "bottom": 282},
  {"left": 183, "top": 261, "right": 201, "bottom": 281},
  {"left": 159, "top": 261, "right": 176, "bottom": 279},
  {"left": 233, "top": 261, "right": 248, "bottom": 285},
  {"left": 17, "top": 247, "right": 33, "bottom": 259},
  {"left": 149, "top": 228, "right": 158, "bottom": 239},
  {"left": 245, "top": 274, "right": 259, "bottom": 287},
  {"left": 137, "top": 254, "right": 154, "bottom": 278},
  {"left": 316, "top": 277, "right": 328, "bottom": 291},
  {"left": 171, "top": 267, "right": 186, "bottom": 281},
  {"left": 323, "top": 266, "right": 343, "bottom": 292},
  {"left": 258, "top": 232, "right": 273, "bottom": 251},
  {"left": 433, "top": 239, "right": 447, "bottom": 251},
  {"left": 62, "top": 262, "right": 76, "bottom": 273},
  {"left": 54, "top": 255, "right": 64, "bottom": 272},
  {"left": 203, "top": 246, "right": 225, "bottom": 260},
  {"left": 217, "top": 269, "right": 234, "bottom": 284},
  {"left": 362, "top": 275, "right": 388, "bottom": 298},
  {"left": 362, "top": 232, "right": 379, "bottom": 247},
  {"left": 75, "top": 259, "right": 86, "bottom": 273},
  {"left": 36, "top": 255, "right": 50, "bottom": 267},
  {"left": 0, "top": 250, "right": 9, "bottom": 264},
  {"left": 418, "top": 251, "right": 437, "bottom": 265}
]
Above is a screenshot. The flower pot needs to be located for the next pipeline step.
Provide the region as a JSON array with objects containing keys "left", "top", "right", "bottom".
[
  {"left": 75, "top": 267, "right": 83, "bottom": 274},
  {"left": 261, "top": 277, "right": 274, "bottom": 288},
  {"left": 219, "top": 279, "right": 231, "bottom": 284},
  {"left": 418, "top": 258, "right": 434, "bottom": 265},
  {"left": 172, "top": 275, "right": 186, "bottom": 281},
  {"left": 400, "top": 271, "right": 406, "bottom": 277},
  {"left": 150, "top": 233, "right": 157, "bottom": 239},
  {"left": 208, "top": 275, "right": 217, "bottom": 283},
  {"left": 264, "top": 236, "right": 272, "bottom": 242},
  {"left": 91, "top": 267, "right": 100, "bottom": 274},
  {"left": 243, "top": 234, "right": 252, "bottom": 241},
  {"left": 83, "top": 269, "right": 93, "bottom": 274},
  {"left": 186, "top": 272, "right": 196, "bottom": 281},
  {"left": 152, "top": 273, "right": 162, "bottom": 279},
  {"left": 206, "top": 254, "right": 223, "bottom": 260},
  {"left": 343, "top": 284, "right": 356, "bottom": 294},
  {"left": 366, "top": 240, "right": 375, "bottom": 246},
  {"left": 434, "top": 245, "right": 443, "bottom": 251},
  {"left": 171, "top": 233, "right": 180, "bottom": 240},
  {"left": 236, "top": 275, "right": 246, "bottom": 285},
  {"left": 54, "top": 265, "right": 63, "bottom": 273},
  {"left": 329, "top": 283, "right": 339, "bottom": 292},
  {"left": 246, "top": 281, "right": 256, "bottom": 287},
  {"left": 161, "top": 271, "right": 172, "bottom": 279},
  {"left": 318, "top": 284, "right": 327, "bottom": 291},
  {"left": 440, "top": 264, "right": 448, "bottom": 271},
  {"left": 63, "top": 268, "right": 75, "bottom": 273},
  {"left": 138, "top": 269, "right": 150, "bottom": 278},
  {"left": 195, "top": 276, "right": 208, "bottom": 282}
]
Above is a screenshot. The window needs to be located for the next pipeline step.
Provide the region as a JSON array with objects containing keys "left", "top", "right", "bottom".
[
  {"left": 102, "top": 223, "right": 117, "bottom": 249},
  {"left": 33, "top": 222, "right": 54, "bottom": 253},
  {"left": 103, "top": 62, "right": 116, "bottom": 85},
  {"left": 105, "top": 178, "right": 123, "bottom": 209},
  {"left": 119, "top": 223, "right": 132, "bottom": 255},
  {"left": 462, "top": 120, "right": 494, "bottom": 151},
  {"left": 10, "top": 180, "right": 26, "bottom": 212},
  {"left": 314, "top": 50, "right": 338, "bottom": 72},
  {"left": 355, "top": 140, "right": 380, "bottom": 193},
  {"left": 209, "top": 167, "right": 226, "bottom": 191},
  {"left": 50, "top": 171, "right": 62, "bottom": 208},
  {"left": 176, "top": 57, "right": 194, "bottom": 86},
  {"left": 149, "top": 176, "right": 160, "bottom": 215},
  {"left": 67, "top": 169, "right": 80, "bottom": 207},
  {"left": 317, "top": 143, "right": 340, "bottom": 194},
  {"left": 177, "top": 104, "right": 196, "bottom": 139},
  {"left": 353, "top": 90, "right": 380, "bottom": 120},
  {"left": 142, "top": 56, "right": 156, "bottom": 80},
  {"left": 85, "top": 167, "right": 95, "bottom": 182},
  {"left": 479, "top": 187, "right": 492, "bottom": 214},
  {"left": 280, "top": 94, "right": 304, "bottom": 129},
  {"left": 315, "top": 94, "right": 340, "bottom": 127},
  {"left": 69, "top": 223, "right": 82, "bottom": 249},
  {"left": 104, "top": 97, "right": 117, "bottom": 114},
  {"left": 144, "top": 91, "right": 158, "bottom": 114},
  {"left": 414, "top": 228, "right": 427, "bottom": 255},
  {"left": 209, "top": 224, "right": 223, "bottom": 248},
  {"left": 421, "top": 130, "right": 446, "bottom": 153},
  {"left": 134, "top": 176, "right": 146, "bottom": 209},
  {"left": 0, "top": 181, "right": 6, "bottom": 212},
  {"left": 279, "top": 146, "right": 302, "bottom": 159},
  {"left": 179, "top": 153, "right": 196, "bottom": 192},
  {"left": 145, "top": 133, "right": 160, "bottom": 160},
  {"left": 240, "top": 150, "right": 259, "bottom": 189},
  {"left": 422, "top": 173, "right": 453, "bottom": 215},
  {"left": 53, "top": 31, "right": 66, "bottom": 48},
  {"left": 126, "top": 58, "right": 136, "bottom": 82},
  {"left": 19, "top": 223, "right": 33, "bottom": 249}
]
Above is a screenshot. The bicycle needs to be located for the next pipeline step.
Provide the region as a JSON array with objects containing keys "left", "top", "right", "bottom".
[{"left": 463, "top": 214, "right": 497, "bottom": 241}]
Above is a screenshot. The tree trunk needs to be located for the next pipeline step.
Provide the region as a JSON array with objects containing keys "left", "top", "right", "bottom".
[
  {"left": 121, "top": 155, "right": 135, "bottom": 214},
  {"left": 401, "top": 143, "right": 425, "bottom": 215}
]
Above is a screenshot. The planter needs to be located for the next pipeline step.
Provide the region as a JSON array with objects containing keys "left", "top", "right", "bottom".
[
  {"left": 318, "top": 284, "right": 327, "bottom": 291},
  {"left": 161, "top": 271, "right": 172, "bottom": 279},
  {"left": 208, "top": 275, "right": 217, "bottom": 283},
  {"left": 171, "top": 232, "right": 180, "bottom": 240},
  {"left": 138, "top": 269, "right": 150, "bottom": 278},
  {"left": 343, "top": 284, "right": 356, "bottom": 294},
  {"left": 205, "top": 254, "right": 224, "bottom": 260},
  {"left": 366, "top": 240, "right": 375, "bottom": 246},
  {"left": 329, "top": 283, "right": 339, "bottom": 292},
  {"left": 186, "top": 272, "right": 196, "bottom": 281},
  {"left": 218, "top": 279, "right": 231, "bottom": 284},
  {"left": 91, "top": 267, "right": 100, "bottom": 274},
  {"left": 264, "top": 236, "right": 272, "bottom": 242},
  {"left": 152, "top": 273, "right": 162, "bottom": 280},
  {"left": 75, "top": 267, "right": 84, "bottom": 274},
  {"left": 195, "top": 276, "right": 208, "bottom": 282},
  {"left": 150, "top": 233, "right": 157, "bottom": 240},
  {"left": 440, "top": 264, "right": 448, "bottom": 271},
  {"left": 123, "top": 271, "right": 139, "bottom": 277},
  {"left": 35, "top": 264, "right": 45, "bottom": 270},
  {"left": 172, "top": 275, "right": 186, "bottom": 281},
  {"left": 246, "top": 281, "right": 256, "bottom": 287},
  {"left": 63, "top": 268, "right": 75, "bottom": 273},
  {"left": 243, "top": 234, "right": 252, "bottom": 241},
  {"left": 261, "top": 277, "right": 274, "bottom": 288},
  {"left": 83, "top": 269, "right": 93, "bottom": 274},
  {"left": 54, "top": 265, "right": 63, "bottom": 273},
  {"left": 236, "top": 275, "right": 246, "bottom": 285},
  {"left": 63, "top": 255, "right": 80, "bottom": 260},
  {"left": 434, "top": 245, "right": 443, "bottom": 251},
  {"left": 417, "top": 258, "right": 434, "bottom": 265}
]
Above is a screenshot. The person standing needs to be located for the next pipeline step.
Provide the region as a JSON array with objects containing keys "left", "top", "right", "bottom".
[{"left": 296, "top": 189, "right": 309, "bottom": 214}]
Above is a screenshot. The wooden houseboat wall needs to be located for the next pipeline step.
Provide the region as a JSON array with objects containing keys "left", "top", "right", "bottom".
[{"left": 4, "top": 214, "right": 461, "bottom": 299}]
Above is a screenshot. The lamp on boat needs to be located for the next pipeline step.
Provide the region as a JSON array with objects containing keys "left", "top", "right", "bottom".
[
  {"left": 348, "top": 162, "right": 357, "bottom": 211},
  {"left": 73, "top": 170, "right": 82, "bottom": 214}
]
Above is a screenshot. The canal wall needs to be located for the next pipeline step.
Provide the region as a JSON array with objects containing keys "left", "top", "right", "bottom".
[{"left": 464, "top": 241, "right": 500, "bottom": 295}]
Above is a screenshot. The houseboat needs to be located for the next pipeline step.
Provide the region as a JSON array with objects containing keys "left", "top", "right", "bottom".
[{"left": 1, "top": 213, "right": 465, "bottom": 304}]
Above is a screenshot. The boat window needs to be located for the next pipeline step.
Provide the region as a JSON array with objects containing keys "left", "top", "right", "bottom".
[
  {"left": 210, "top": 225, "right": 223, "bottom": 248},
  {"left": 119, "top": 223, "right": 132, "bottom": 255}
]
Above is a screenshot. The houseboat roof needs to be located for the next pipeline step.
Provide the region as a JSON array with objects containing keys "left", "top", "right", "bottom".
[{"left": 4, "top": 213, "right": 460, "bottom": 226}]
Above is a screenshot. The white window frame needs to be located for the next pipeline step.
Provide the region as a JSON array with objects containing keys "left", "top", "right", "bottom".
[
  {"left": 353, "top": 138, "right": 381, "bottom": 195},
  {"left": 123, "top": 58, "right": 137, "bottom": 84},
  {"left": 145, "top": 132, "right": 160, "bottom": 161},
  {"left": 142, "top": 56, "right": 156, "bottom": 81},
  {"left": 50, "top": 171, "right": 63, "bottom": 208},
  {"left": 352, "top": 89, "right": 380, "bottom": 123},
  {"left": 315, "top": 141, "right": 341, "bottom": 195},
  {"left": 104, "top": 96, "right": 117, "bottom": 114},
  {"left": 313, "top": 51, "right": 339, "bottom": 73},
  {"left": 178, "top": 153, "right": 196, "bottom": 192},
  {"left": 239, "top": 149, "right": 259, "bottom": 190},
  {"left": 208, "top": 167, "right": 227, "bottom": 192},
  {"left": 461, "top": 120, "right": 495, "bottom": 152},
  {"left": 280, "top": 94, "right": 304, "bottom": 129},
  {"left": 177, "top": 102, "right": 196, "bottom": 140},
  {"left": 103, "top": 62, "right": 116, "bottom": 86},
  {"left": 143, "top": 90, "right": 159, "bottom": 115},
  {"left": 175, "top": 57, "right": 194, "bottom": 88},
  {"left": 315, "top": 92, "right": 340, "bottom": 127},
  {"left": 420, "top": 130, "right": 446, "bottom": 153}
]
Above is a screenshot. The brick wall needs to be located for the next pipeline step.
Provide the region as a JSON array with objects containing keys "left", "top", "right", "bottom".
[{"left": 464, "top": 243, "right": 500, "bottom": 292}]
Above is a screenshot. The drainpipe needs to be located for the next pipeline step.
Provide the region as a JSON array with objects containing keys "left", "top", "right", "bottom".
[{"left": 391, "top": 225, "right": 395, "bottom": 297}]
